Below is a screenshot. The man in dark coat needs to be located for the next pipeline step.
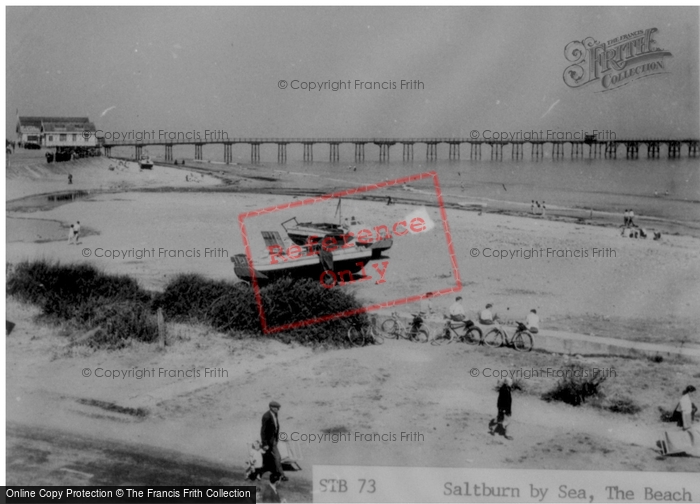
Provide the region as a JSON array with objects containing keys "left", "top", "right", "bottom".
[
  {"left": 261, "top": 401, "right": 287, "bottom": 482},
  {"left": 489, "top": 378, "right": 513, "bottom": 440}
]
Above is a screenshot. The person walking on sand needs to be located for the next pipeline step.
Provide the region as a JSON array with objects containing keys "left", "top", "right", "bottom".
[
  {"left": 261, "top": 401, "right": 287, "bottom": 482},
  {"left": 67, "top": 224, "right": 75, "bottom": 245},
  {"left": 628, "top": 209, "right": 635, "bottom": 227},
  {"left": 530, "top": 200, "right": 535, "bottom": 214},
  {"left": 489, "top": 377, "right": 513, "bottom": 440},
  {"left": 541, "top": 201, "right": 546, "bottom": 217},
  {"left": 68, "top": 173, "right": 73, "bottom": 185}
]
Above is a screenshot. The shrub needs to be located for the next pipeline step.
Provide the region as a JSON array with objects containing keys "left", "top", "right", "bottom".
[
  {"left": 9, "top": 261, "right": 372, "bottom": 349},
  {"left": 7, "top": 260, "right": 154, "bottom": 347},
  {"left": 158, "top": 274, "right": 369, "bottom": 347},
  {"left": 604, "top": 396, "right": 642, "bottom": 415},
  {"left": 154, "top": 274, "right": 251, "bottom": 324},
  {"left": 7, "top": 260, "right": 148, "bottom": 319},
  {"left": 541, "top": 364, "right": 607, "bottom": 406},
  {"left": 87, "top": 301, "right": 159, "bottom": 348}
]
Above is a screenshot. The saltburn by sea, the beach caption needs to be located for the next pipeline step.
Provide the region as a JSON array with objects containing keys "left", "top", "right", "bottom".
[{"left": 313, "top": 466, "right": 698, "bottom": 503}]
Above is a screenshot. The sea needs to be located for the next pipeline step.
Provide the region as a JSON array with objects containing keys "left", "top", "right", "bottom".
[{"left": 119, "top": 144, "right": 700, "bottom": 237}]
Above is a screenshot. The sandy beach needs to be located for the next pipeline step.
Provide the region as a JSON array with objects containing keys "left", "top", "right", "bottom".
[{"left": 6, "top": 153, "right": 700, "bottom": 494}]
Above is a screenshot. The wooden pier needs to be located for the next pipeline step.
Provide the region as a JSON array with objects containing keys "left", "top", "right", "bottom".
[{"left": 100, "top": 138, "right": 700, "bottom": 164}]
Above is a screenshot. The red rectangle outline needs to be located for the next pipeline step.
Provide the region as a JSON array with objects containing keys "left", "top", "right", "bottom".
[{"left": 237, "top": 171, "right": 462, "bottom": 334}]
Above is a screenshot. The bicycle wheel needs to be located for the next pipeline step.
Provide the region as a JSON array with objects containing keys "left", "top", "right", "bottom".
[
  {"left": 483, "top": 328, "right": 503, "bottom": 348},
  {"left": 431, "top": 329, "right": 451, "bottom": 345},
  {"left": 365, "top": 326, "right": 384, "bottom": 345},
  {"left": 347, "top": 327, "right": 364, "bottom": 346},
  {"left": 381, "top": 319, "right": 398, "bottom": 337},
  {"left": 461, "top": 327, "right": 482, "bottom": 345},
  {"left": 413, "top": 328, "right": 430, "bottom": 343},
  {"left": 513, "top": 331, "right": 533, "bottom": 352}
]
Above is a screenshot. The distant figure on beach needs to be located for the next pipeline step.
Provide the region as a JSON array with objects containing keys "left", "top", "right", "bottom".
[
  {"left": 479, "top": 303, "right": 498, "bottom": 325},
  {"left": 449, "top": 296, "right": 466, "bottom": 321},
  {"left": 68, "top": 173, "right": 73, "bottom": 185},
  {"left": 535, "top": 201, "right": 541, "bottom": 214},
  {"left": 541, "top": 201, "right": 546, "bottom": 217},
  {"left": 489, "top": 377, "right": 513, "bottom": 440},
  {"left": 525, "top": 309, "right": 539, "bottom": 334},
  {"left": 654, "top": 231, "right": 662, "bottom": 241},
  {"left": 387, "top": 196, "right": 393, "bottom": 206},
  {"left": 74, "top": 221, "right": 81, "bottom": 244},
  {"left": 676, "top": 386, "right": 697, "bottom": 430},
  {"left": 639, "top": 228, "right": 647, "bottom": 239},
  {"left": 628, "top": 209, "right": 635, "bottom": 227},
  {"left": 531, "top": 200, "right": 535, "bottom": 214},
  {"left": 67, "top": 224, "right": 75, "bottom": 245},
  {"left": 174, "top": 160, "right": 178, "bottom": 165}
]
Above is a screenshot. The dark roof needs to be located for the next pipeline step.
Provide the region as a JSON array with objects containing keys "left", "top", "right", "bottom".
[
  {"left": 43, "top": 121, "right": 96, "bottom": 132},
  {"left": 18, "top": 116, "right": 90, "bottom": 126}
]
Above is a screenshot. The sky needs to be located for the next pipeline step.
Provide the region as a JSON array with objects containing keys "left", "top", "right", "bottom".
[{"left": 6, "top": 7, "right": 700, "bottom": 140}]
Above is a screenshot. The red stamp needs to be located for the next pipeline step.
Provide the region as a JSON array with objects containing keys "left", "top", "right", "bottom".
[{"left": 235, "top": 171, "right": 462, "bottom": 334}]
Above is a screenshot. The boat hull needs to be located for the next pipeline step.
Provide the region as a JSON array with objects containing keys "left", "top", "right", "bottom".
[{"left": 232, "top": 247, "right": 373, "bottom": 284}]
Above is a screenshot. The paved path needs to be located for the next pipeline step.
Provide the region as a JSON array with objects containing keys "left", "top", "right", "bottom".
[{"left": 389, "top": 311, "right": 700, "bottom": 361}]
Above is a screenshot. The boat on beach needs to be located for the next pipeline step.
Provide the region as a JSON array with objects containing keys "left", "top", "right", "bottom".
[
  {"left": 232, "top": 230, "right": 373, "bottom": 284},
  {"left": 281, "top": 199, "right": 393, "bottom": 258}
]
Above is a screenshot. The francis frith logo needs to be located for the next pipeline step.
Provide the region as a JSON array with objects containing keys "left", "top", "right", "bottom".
[{"left": 563, "top": 28, "right": 673, "bottom": 91}]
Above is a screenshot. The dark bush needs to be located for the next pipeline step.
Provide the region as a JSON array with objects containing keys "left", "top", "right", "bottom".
[
  {"left": 154, "top": 274, "right": 248, "bottom": 323},
  {"left": 541, "top": 364, "right": 607, "bottom": 406},
  {"left": 7, "top": 260, "right": 147, "bottom": 318},
  {"left": 9, "top": 261, "right": 371, "bottom": 348},
  {"left": 156, "top": 274, "right": 368, "bottom": 346},
  {"left": 7, "top": 260, "right": 154, "bottom": 347},
  {"left": 604, "top": 396, "right": 642, "bottom": 415},
  {"left": 87, "top": 301, "right": 159, "bottom": 348}
]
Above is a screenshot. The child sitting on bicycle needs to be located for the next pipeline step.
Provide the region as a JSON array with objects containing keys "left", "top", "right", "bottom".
[
  {"left": 479, "top": 303, "right": 499, "bottom": 325},
  {"left": 449, "top": 296, "right": 467, "bottom": 321},
  {"left": 525, "top": 309, "right": 539, "bottom": 334}
]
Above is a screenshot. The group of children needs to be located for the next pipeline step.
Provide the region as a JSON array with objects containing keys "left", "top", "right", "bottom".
[
  {"left": 530, "top": 200, "right": 546, "bottom": 216},
  {"left": 478, "top": 303, "right": 540, "bottom": 334},
  {"left": 620, "top": 209, "right": 662, "bottom": 240}
]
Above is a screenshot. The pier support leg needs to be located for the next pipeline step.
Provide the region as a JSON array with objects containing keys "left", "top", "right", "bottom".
[
  {"left": 379, "top": 144, "right": 390, "bottom": 162},
  {"left": 354, "top": 143, "right": 365, "bottom": 162},
  {"left": 470, "top": 143, "right": 482, "bottom": 160},
  {"left": 329, "top": 143, "right": 339, "bottom": 162},
  {"left": 303, "top": 143, "right": 314, "bottom": 162}
]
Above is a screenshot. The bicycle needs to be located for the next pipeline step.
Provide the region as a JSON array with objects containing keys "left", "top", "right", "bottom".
[
  {"left": 431, "top": 317, "right": 483, "bottom": 345},
  {"left": 482, "top": 321, "right": 534, "bottom": 352},
  {"left": 380, "top": 312, "right": 429, "bottom": 343},
  {"left": 347, "top": 315, "right": 384, "bottom": 346}
]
